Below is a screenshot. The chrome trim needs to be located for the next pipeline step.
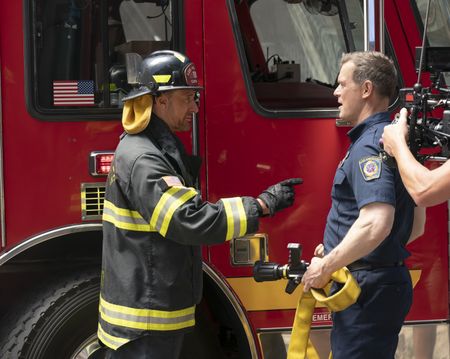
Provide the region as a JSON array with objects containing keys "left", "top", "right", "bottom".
[
  {"left": 203, "top": 262, "right": 258, "bottom": 359},
  {"left": 0, "top": 62, "right": 5, "bottom": 248},
  {"left": 70, "top": 333, "right": 101, "bottom": 359},
  {"left": 379, "top": 0, "right": 384, "bottom": 53},
  {"left": 81, "top": 183, "right": 106, "bottom": 220},
  {"left": 230, "top": 234, "right": 268, "bottom": 266},
  {"left": 192, "top": 112, "right": 199, "bottom": 156},
  {"left": 191, "top": 112, "right": 201, "bottom": 190},
  {"left": 0, "top": 224, "right": 102, "bottom": 266},
  {"left": 363, "top": 0, "right": 370, "bottom": 51}
]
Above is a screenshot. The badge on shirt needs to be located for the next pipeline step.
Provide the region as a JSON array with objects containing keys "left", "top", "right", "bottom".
[{"left": 359, "top": 156, "right": 382, "bottom": 181}]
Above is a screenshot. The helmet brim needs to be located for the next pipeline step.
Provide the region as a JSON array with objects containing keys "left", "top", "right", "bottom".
[
  {"left": 121, "top": 87, "right": 153, "bottom": 102},
  {"left": 157, "top": 85, "right": 204, "bottom": 92},
  {"left": 122, "top": 85, "right": 204, "bottom": 102}
]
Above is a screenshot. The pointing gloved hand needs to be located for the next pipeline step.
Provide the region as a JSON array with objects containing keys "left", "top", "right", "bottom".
[{"left": 258, "top": 178, "right": 303, "bottom": 216}]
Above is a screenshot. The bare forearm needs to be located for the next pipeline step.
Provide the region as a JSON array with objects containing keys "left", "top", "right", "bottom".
[
  {"left": 302, "top": 204, "right": 394, "bottom": 291},
  {"left": 393, "top": 141, "right": 450, "bottom": 206},
  {"left": 392, "top": 140, "right": 433, "bottom": 206},
  {"left": 407, "top": 206, "right": 426, "bottom": 244},
  {"left": 322, "top": 217, "right": 388, "bottom": 272}
]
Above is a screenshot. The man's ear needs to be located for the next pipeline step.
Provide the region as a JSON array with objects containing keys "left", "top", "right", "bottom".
[
  {"left": 155, "top": 94, "right": 169, "bottom": 108},
  {"left": 361, "top": 80, "right": 373, "bottom": 98}
]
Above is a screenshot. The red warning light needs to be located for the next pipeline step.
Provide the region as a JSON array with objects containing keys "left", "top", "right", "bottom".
[{"left": 90, "top": 152, "right": 114, "bottom": 176}]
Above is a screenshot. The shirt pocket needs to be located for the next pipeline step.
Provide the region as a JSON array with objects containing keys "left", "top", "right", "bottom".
[{"left": 331, "top": 169, "right": 346, "bottom": 198}]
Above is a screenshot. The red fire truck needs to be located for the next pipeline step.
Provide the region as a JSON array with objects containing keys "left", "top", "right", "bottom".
[{"left": 0, "top": 0, "right": 448, "bottom": 358}]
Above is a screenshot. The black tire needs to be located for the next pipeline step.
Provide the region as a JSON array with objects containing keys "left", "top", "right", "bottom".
[{"left": 0, "top": 269, "right": 101, "bottom": 359}]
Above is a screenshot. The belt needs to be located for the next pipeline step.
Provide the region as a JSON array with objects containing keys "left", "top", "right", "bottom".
[{"left": 347, "top": 260, "right": 404, "bottom": 271}]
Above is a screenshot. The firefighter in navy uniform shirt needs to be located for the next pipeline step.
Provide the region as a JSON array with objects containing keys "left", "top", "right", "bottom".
[
  {"left": 94, "top": 50, "right": 301, "bottom": 359},
  {"left": 302, "top": 52, "right": 425, "bottom": 359}
]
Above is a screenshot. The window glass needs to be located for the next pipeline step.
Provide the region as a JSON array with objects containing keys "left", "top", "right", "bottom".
[
  {"left": 30, "top": 0, "right": 175, "bottom": 115},
  {"left": 232, "top": 0, "right": 365, "bottom": 111},
  {"left": 414, "top": 0, "right": 450, "bottom": 46},
  {"left": 413, "top": 0, "right": 450, "bottom": 83}
]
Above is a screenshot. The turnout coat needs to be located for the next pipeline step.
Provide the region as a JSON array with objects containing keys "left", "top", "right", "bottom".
[{"left": 98, "top": 115, "right": 261, "bottom": 350}]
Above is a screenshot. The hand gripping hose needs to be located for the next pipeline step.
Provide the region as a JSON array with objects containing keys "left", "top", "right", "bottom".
[{"left": 287, "top": 267, "right": 361, "bottom": 359}]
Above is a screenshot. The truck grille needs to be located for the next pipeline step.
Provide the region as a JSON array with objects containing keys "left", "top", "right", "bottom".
[{"left": 81, "top": 183, "right": 105, "bottom": 220}]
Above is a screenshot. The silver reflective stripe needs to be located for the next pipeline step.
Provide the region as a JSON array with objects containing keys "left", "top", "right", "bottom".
[
  {"left": 99, "top": 295, "right": 196, "bottom": 331},
  {"left": 97, "top": 323, "right": 129, "bottom": 350},
  {"left": 150, "top": 186, "right": 197, "bottom": 237},
  {"left": 102, "top": 200, "right": 155, "bottom": 232},
  {"left": 102, "top": 306, "right": 194, "bottom": 325},
  {"left": 221, "top": 197, "right": 247, "bottom": 241}
]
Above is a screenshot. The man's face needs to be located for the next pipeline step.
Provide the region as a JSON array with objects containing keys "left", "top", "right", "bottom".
[
  {"left": 333, "top": 61, "right": 364, "bottom": 125},
  {"left": 162, "top": 89, "right": 199, "bottom": 132}
]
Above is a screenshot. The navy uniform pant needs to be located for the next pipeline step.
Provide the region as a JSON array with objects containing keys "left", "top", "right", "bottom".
[
  {"left": 104, "top": 333, "right": 184, "bottom": 359},
  {"left": 331, "top": 266, "right": 413, "bottom": 359}
]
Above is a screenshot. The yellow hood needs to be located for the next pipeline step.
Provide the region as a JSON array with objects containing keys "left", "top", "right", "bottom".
[{"left": 122, "top": 94, "right": 153, "bottom": 134}]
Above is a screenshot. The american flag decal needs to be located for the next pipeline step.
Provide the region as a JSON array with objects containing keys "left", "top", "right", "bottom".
[{"left": 53, "top": 80, "right": 95, "bottom": 106}]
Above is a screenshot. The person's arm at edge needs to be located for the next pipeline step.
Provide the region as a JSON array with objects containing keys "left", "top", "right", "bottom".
[
  {"left": 407, "top": 206, "right": 426, "bottom": 244},
  {"left": 382, "top": 108, "right": 450, "bottom": 207},
  {"left": 302, "top": 202, "right": 394, "bottom": 291}
]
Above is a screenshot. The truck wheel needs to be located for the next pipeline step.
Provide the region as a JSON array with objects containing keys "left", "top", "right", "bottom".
[{"left": 0, "top": 269, "right": 101, "bottom": 359}]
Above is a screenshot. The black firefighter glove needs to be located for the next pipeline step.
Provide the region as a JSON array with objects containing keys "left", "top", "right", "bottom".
[{"left": 258, "top": 178, "right": 303, "bottom": 216}]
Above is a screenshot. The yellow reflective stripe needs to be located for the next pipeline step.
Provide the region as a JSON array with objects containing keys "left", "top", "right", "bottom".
[
  {"left": 102, "top": 213, "right": 155, "bottom": 232},
  {"left": 151, "top": 187, "right": 182, "bottom": 228},
  {"left": 99, "top": 295, "right": 196, "bottom": 331},
  {"left": 102, "top": 200, "right": 156, "bottom": 232},
  {"left": 236, "top": 198, "right": 247, "bottom": 237},
  {"left": 100, "top": 309, "right": 195, "bottom": 331},
  {"left": 151, "top": 187, "right": 184, "bottom": 229},
  {"left": 223, "top": 199, "right": 235, "bottom": 241},
  {"left": 97, "top": 323, "right": 129, "bottom": 350},
  {"left": 153, "top": 74, "right": 171, "bottom": 83},
  {"left": 222, "top": 197, "right": 247, "bottom": 240},
  {"left": 104, "top": 200, "right": 143, "bottom": 219},
  {"left": 159, "top": 189, "right": 197, "bottom": 236},
  {"left": 100, "top": 295, "right": 195, "bottom": 318},
  {"left": 150, "top": 186, "right": 197, "bottom": 237}
]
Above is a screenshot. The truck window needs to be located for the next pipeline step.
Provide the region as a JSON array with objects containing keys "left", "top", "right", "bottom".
[
  {"left": 231, "top": 0, "right": 371, "bottom": 112},
  {"left": 412, "top": 0, "right": 450, "bottom": 83},
  {"left": 27, "top": 0, "right": 178, "bottom": 118}
]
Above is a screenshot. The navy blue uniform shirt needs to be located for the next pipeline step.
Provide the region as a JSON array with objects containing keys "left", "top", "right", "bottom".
[{"left": 324, "top": 111, "right": 414, "bottom": 263}]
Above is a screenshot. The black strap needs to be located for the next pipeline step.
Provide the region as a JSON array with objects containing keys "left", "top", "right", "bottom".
[{"left": 347, "top": 260, "right": 404, "bottom": 271}]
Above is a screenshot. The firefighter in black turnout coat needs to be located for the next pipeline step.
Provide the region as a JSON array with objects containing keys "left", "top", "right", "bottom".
[{"left": 96, "top": 50, "right": 302, "bottom": 358}]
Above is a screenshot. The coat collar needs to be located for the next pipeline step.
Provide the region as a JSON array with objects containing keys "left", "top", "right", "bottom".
[
  {"left": 145, "top": 115, "right": 201, "bottom": 187},
  {"left": 347, "top": 111, "right": 390, "bottom": 143}
]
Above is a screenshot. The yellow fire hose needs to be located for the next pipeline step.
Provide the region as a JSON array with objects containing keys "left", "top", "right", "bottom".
[{"left": 287, "top": 267, "right": 361, "bottom": 359}]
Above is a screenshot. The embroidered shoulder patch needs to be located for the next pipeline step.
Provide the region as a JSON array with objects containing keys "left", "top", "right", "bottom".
[
  {"left": 162, "top": 176, "right": 183, "bottom": 187},
  {"left": 358, "top": 156, "right": 382, "bottom": 181}
]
